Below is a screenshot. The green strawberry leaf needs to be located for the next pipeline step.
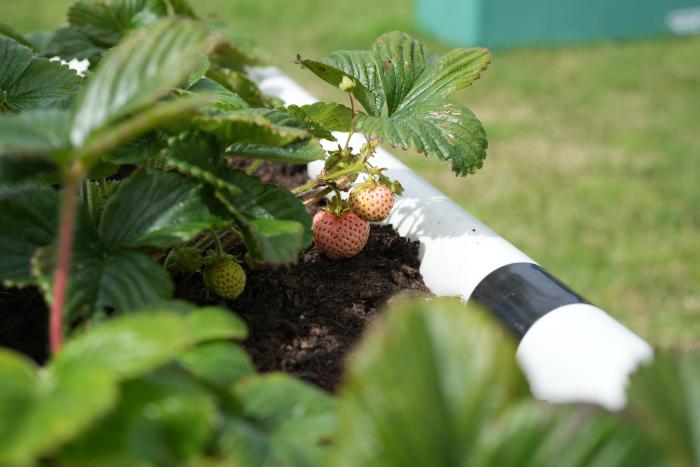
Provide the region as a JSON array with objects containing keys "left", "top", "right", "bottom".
[
  {"left": 99, "top": 169, "right": 228, "bottom": 248},
  {"left": 0, "top": 108, "right": 72, "bottom": 156},
  {"left": 67, "top": 0, "right": 166, "bottom": 46},
  {"left": 4, "top": 57, "right": 83, "bottom": 112},
  {"left": 51, "top": 312, "right": 190, "bottom": 378},
  {"left": 50, "top": 0, "right": 170, "bottom": 62},
  {"left": 0, "top": 35, "right": 81, "bottom": 113},
  {"left": 397, "top": 47, "right": 493, "bottom": 110},
  {"left": 196, "top": 108, "right": 310, "bottom": 147},
  {"left": 0, "top": 35, "right": 33, "bottom": 89},
  {"left": 0, "top": 350, "right": 38, "bottom": 444},
  {"left": 71, "top": 18, "right": 210, "bottom": 146},
  {"left": 303, "top": 31, "right": 491, "bottom": 176},
  {"left": 234, "top": 218, "right": 306, "bottom": 265},
  {"left": 14, "top": 188, "right": 177, "bottom": 320},
  {"left": 371, "top": 32, "right": 437, "bottom": 115},
  {"left": 0, "top": 156, "right": 57, "bottom": 184},
  {"left": 226, "top": 139, "right": 326, "bottom": 164},
  {"left": 103, "top": 132, "right": 164, "bottom": 165},
  {"left": 58, "top": 368, "right": 216, "bottom": 466},
  {"left": 165, "top": 131, "right": 243, "bottom": 195},
  {"left": 196, "top": 107, "right": 326, "bottom": 164},
  {"left": 178, "top": 341, "right": 255, "bottom": 388},
  {"left": 0, "top": 182, "right": 58, "bottom": 285},
  {"left": 81, "top": 92, "right": 215, "bottom": 167},
  {"left": 0, "top": 359, "right": 117, "bottom": 466},
  {"left": 220, "top": 373, "right": 337, "bottom": 467},
  {"left": 301, "top": 50, "right": 384, "bottom": 117},
  {"left": 0, "top": 308, "right": 236, "bottom": 465},
  {"left": 31, "top": 207, "right": 173, "bottom": 321},
  {"left": 166, "top": 132, "right": 311, "bottom": 263},
  {"left": 214, "top": 168, "right": 312, "bottom": 262},
  {"left": 331, "top": 298, "right": 528, "bottom": 467},
  {"left": 48, "top": 26, "right": 106, "bottom": 62},
  {"left": 625, "top": 352, "right": 700, "bottom": 466},
  {"left": 187, "top": 76, "right": 249, "bottom": 112},
  {"left": 209, "top": 68, "right": 275, "bottom": 108},
  {"left": 358, "top": 99, "right": 487, "bottom": 176},
  {"left": 65, "top": 247, "right": 174, "bottom": 321},
  {"left": 184, "top": 307, "right": 248, "bottom": 341},
  {"left": 287, "top": 102, "right": 354, "bottom": 136}
]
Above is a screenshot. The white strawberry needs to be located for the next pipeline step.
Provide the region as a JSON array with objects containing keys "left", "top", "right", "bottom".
[
  {"left": 312, "top": 210, "right": 370, "bottom": 259},
  {"left": 349, "top": 182, "right": 394, "bottom": 222}
]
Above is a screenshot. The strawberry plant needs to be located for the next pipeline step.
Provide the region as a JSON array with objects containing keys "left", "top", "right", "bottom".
[
  {"left": 289, "top": 31, "right": 491, "bottom": 259},
  {"left": 0, "top": 4, "right": 494, "bottom": 346},
  {"left": 0, "top": 5, "right": 320, "bottom": 351}
]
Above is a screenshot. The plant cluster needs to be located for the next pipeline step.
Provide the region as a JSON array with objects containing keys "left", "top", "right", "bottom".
[
  {"left": 0, "top": 0, "right": 493, "bottom": 348},
  {"left": 0, "top": 1, "right": 697, "bottom": 466}
]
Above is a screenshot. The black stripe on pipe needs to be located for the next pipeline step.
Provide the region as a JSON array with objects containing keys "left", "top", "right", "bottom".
[{"left": 472, "top": 262, "right": 587, "bottom": 337}]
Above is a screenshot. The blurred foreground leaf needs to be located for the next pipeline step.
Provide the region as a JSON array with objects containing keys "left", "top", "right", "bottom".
[{"left": 0, "top": 307, "right": 241, "bottom": 465}]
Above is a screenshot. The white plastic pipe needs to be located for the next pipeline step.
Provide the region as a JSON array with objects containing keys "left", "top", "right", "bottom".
[{"left": 250, "top": 67, "right": 653, "bottom": 411}]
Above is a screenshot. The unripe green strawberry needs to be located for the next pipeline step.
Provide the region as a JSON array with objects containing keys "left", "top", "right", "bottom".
[
  {"left": 312, "top": 210, "right": 370, "bottom": 259},
  {"left": 203, "top": 257, "right": 246, "bottom": 300},
  {"left": 173, "top": 247, "right": 202, "bottom": 272},
  {"left": 349, "top": 182, "right": 394, "bottom": 222}
]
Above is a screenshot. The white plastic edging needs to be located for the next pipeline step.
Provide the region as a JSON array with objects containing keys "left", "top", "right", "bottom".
[{"left": 255, "top": 67, "right": 654, "bottom": 411}]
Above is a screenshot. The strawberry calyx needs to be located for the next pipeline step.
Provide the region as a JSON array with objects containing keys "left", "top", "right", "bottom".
[
  {"left": 376, "top": 172, "right": 404, "bottom": 195},
  {"left": 323, "top": 194, "right": 352, "bottom": 217}
]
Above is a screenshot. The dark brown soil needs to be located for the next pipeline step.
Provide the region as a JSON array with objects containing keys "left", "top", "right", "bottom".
[
  {"left": 0, "top": 285, "right": 49, "bottom": 364},
  {"left": 204, "top": 161, "right": 429, "bottom": 390},
  {"left": 174, "top": 224, "right": 428, "bottom": 391},
  {"left": 229, "top": 159, "right": 309, "bottom": 191}
]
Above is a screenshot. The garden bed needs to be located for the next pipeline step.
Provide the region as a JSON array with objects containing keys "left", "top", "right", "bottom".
[
  {"left": 177, "top": 161, "right": 429, "bottom": 390},
  {"left": 0, "top": 162, "right": 429, "bottom": 391}
]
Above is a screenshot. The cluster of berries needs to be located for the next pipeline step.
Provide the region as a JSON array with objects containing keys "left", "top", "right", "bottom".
[{"left": 312, "top": 181, "right": 395, "bottom": 260}]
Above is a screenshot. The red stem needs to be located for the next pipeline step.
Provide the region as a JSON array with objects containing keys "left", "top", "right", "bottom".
[{"left": 49, "top": 163, "right": 82, "bottom": 355}]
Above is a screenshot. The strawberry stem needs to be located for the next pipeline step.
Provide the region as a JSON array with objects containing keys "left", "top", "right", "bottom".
[
  {"left": 209, "top": 229, "right": 225, "bottom": 257},
  {"left": 344, "top": 94, "right": 357, "bottom": 151},
  {"left": 49, "top": 161, "right": 83, "bottom": 355},
  {"left": 303, "top": 186, "right": 333, "bottom": 206},
  {"left": 292, "top": 161, "right": 364, "bottom": 196},
  {"left": 246, "top": 159, "right": 263, "bottom": 175}
]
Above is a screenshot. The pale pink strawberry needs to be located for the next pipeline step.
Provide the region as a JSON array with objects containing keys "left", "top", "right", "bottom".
[
  {"left": 312, "top": 210, "right": 370, "bottom": 259},
  {"left": 349, "top": 183, "right": 394, "bottom": 222}
]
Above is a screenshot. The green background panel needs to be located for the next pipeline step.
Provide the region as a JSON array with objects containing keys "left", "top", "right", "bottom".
[{"left": 416, "top": 0, "right": 700, "bottom": 47}]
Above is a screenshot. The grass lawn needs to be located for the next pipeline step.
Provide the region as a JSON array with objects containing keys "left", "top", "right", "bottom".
[{"left": 5, "top": 0, "right": 699, "bottom": 348}]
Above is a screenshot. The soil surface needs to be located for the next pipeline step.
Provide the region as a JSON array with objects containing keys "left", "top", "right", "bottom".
[
  {"left": 0, "top": 162, "right": 429, "bottom": 391},
  {"left": 175, "top": 224, "right": 428, "bottom": 391},
  {"left": 175, "top": 159, "right": 429, "bottom": 391},
  {"left": 0, "top": 285, "right": 49, "bottom": 364},
  {"left": 229, "top": 159, "right": 309, "bottom": 191},
  {"left": 179, "top": 162, "right": 430, "bottom": 390}
]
